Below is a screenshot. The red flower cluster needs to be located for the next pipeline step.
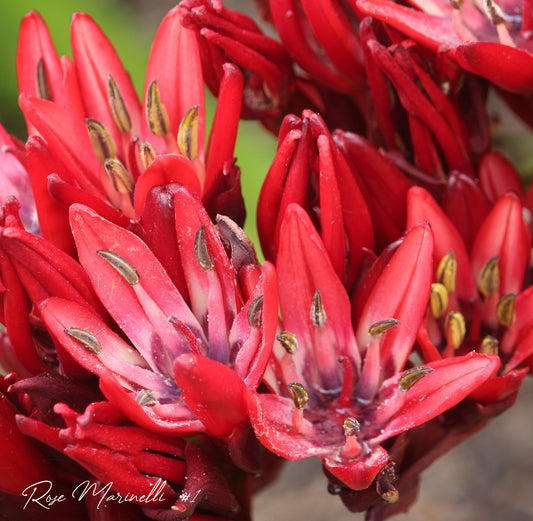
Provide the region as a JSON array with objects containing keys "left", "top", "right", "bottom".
[{"left": 1, "top": 1, "right": 532, "bottom": 520}]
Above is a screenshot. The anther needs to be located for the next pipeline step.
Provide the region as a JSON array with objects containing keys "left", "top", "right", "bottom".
[
  {"left": 478, "top": 256, "right": 499, "bottom": 297},
  {"left": 108, "top": 75, "right": 132, "bottom": 133},
  {"left": 368, "top": 319, "right": 399, "bottom": 338},
  {"left": 444, "top": 311, "right": 466, "bottom": 349},
  {"left": 86, "top": 119, "right": 116, "bottom": 164},
  {"left": 496, "top": 293, "right": 516, "bottom": 327},
  {"left": 64, "top": 327, "right": 102, "bottom": 354},
  {"left": 376, "top": 463, "right": 399, "bottom": 504},
  {"left": 277, "top": 331, "right": 298, "bottom": 354},
  {"left": 36, "top": 58, "right": 51, "bottom": 100},
  {"left": 436, "top": 251, "right": 456, "bottom": 293},
  {"left": 177, "top": 105, "right": 199, "bottom": 160},
  {"left": 104, "top": 158, "right": 134, "bottom": 195},
  {"left": 194, "top": 225, "right": 214, "bottom": 271},
  {"left": 480, "top": 335, "right": 499, "bottom": 355},
  {"left": 146, "top": 79, "right": 170, "bottom": 137},
  {"left": 136, "top": 389, "right": 158, "bottom": 407},
  {"left": 140, "top": 142, "right": 156, "bottom": 168},
  {"left": 343, "top": 417, "right": 360, "bottom": 437},
  {"left": 310, "top": 289, "right": 327, "bottom": 328},
  {"left": 97, "top": 250, "right": 140, "bottom": 285},
  {"left": 450, "top": 0, "right": 464, "bottom": 8},
  {"left": 430, "top": 283, "right": 449, "bottom": 318},
  {"left": 288, "top": 383, "right": 309, "bottom": 409},
  {"left": 398, "top": 366, "right": 433, "bottom": 392},
  {"left": 483, "top": 0, "right": 506, "bottom": 25},
  {"left": 247, "top": 295, "right": 264, "bottom": 329}
]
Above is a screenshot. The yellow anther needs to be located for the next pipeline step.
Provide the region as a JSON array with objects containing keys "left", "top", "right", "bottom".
[
  {"left": 247, "top": 295, "right": 264, "bottom": 329},
  {"left": 444, "top": 311, "right": 466, "bottom": 349},
  {"left": 480, "top": 335, "right": 499, "bottom": 355},
  {"left": 108, "top": 75, "right": 132, "bottom": 133},
  {"left": 146, "top": 79, "right": 170, "bottom": 137},
  {"left": 343, "top": 417, "right": 360, "bottom": 437},
  {"left": 430, "top": 282, "right": 449, "bottom": 318},
  {"left": 496, "top": 293, "right": 516, "bottom": 327},
  {"left": 288, "top": 383, "right": 309, "bottom": 409},
  {"left": 140, "top": 141, "right": 156, "bottom": 168},
  {"left": 64, "top": 327, "right": 102, "bottom": 354},
  {"left": 104, "top": 158, "right": 134, "bottom": 195},
  {"left": 36, "top": 58, "right": 51, "bottom": 100},
  {"left": 277, "top": 331, "right": 298, "bottom": 354},
  {"left": 136, "top": 389, "right": 158, "bottom": 407},
  {"left": 310, "top": 289, "right": 327, "bottom": 328},
  {"left": 86, "top": 119, "right": 116, "bottom": 164},
  {"left": 368, "top": 319, "right": 399, "bottom": 338},
  {"left": 177, "top": 105, "right": 199, "bottom": 161},
  {"left": 478, "top": 256, "right": 499, "bottom": 297},
  {"left": 398, "top": 366, "right": 433, "bottom": 392},
  {"left": 194, "top": 225, "right": 214, "bottom": 271},
  {"left": 97, "top": 250, "right": 140, "bottom": 285},
  {"left": 436, "top": 251, "right": 457, "bottom": 294}
]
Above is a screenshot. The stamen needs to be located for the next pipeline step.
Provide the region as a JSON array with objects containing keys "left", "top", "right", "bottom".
[
  {"left": 341, "top": 417, "right": 363, "bottom": 459},
  {"left": 96, "top": 250, "right": 140, "bottom": 285},
  {"left": 146, "top": 79, "right": 170, "bottom": 137},
  {"left": 194, "top": 225, "right": 214, "bottom": 271},
  {"left": 478, "top": 255, "right": 499, "bottom": 296},
  {"left": 436, "top": 251, "right": 456, "bottom": 293},
  {"left": 288, "top": 382, "right": 309, "bottom": 409},
  {"left": 86, "top": 119, "right": 116, "bottom": 164},
  {"left": 496, "top": 293, "right": 516, "bottom": 326},
  {"left": 450, "top": 0, "right": 464, "bottom": 8},
  {"left": 430, "top": 283, "right": 449, "bottom": 318},
  {"left": 136, "top": 389, "right": 158, "bottom": 407},
  {"left": 480, "top": 335, "right": 499, "bottom": 355},
  {"left": 36, "top": 58, "right": 51, "bottom": 100},
  {"left": 342, "top": 416, "right": 360, "bottom": 436},
  {"left": 483, "top": 0, "right": 506, "bottom": 25},
  {"left": 247, "top": 295, "right": 264, "bottom": 329},
  {"left": 398, "top": 366, "right": 433, "bottom": 392},
  {"left": 104, "top": 158, "right": 134, "bottom": 195},
  {"left": 310, "top": 289, "right": 327, "bottom": 328},
  {"left": 64, "top": 327, "right": 102, "bottom": 354},
  {"left": 107, "top": 75, "right": 132, "bottom": 133},
  {"left": 277, "top": 331, "right": 298, "bottom": 354},
  {"left": 376, "top": 463, "right": 399, "bottom": 503},
  {"left": 444, "top": 311, "right": 466, "bottom": 349},
  {"left": 368, "top": 319, "right": 399, "bottom": 338},
  {"left": 140, "top": 141, "right": 156, "bottom": 168},
  {"left": 177, "top": 105, "right": 199, "bottom": 161}
]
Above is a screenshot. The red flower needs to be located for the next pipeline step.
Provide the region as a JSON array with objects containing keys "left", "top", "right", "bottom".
[
  {"left": 16, "top": 8, "right": 245, "bottom": 254},
  {"left": 248, "top": 204, "right": 499, "bottom": 493}
]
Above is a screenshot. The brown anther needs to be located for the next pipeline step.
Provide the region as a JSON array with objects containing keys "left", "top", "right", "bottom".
[
  {"left": 277, "top": 331, "right": 298, "bottom": 354},
  {"left": 450, "top": 0, "right": 464, "bottom": 9},
  {"left": 436, "top": 251, "right": 457, "bottom": 293},
  {"left": 288, "top": 383, "right": 309, "bottom": 409},
  {"left": 194, "top": 225, "right": 214, "bottom": 271},
  {"left": 430, "top": 283, "right": 449, "bottom": 318},
  {"left": 483, "top": 0, "right": 506, "bottom": 24},
  {"left": 368, "top": 318, "right": 399, "bottom": 338},
  {"left": 104, "top": 158, "right": 134, "bottom": 195},
  {"left": 36, "top": 58, "right": 51, "bottom": 100},
  {"left": 478, "top": 255, "right": 499, "bottom": 297},
  {"left": 177, "top": 105, "right": 199, "bottom": 160},
  {"left": 107, "top": 75, "right": 132, "bottom": 133},
  {"left": 480, "top": 335, "right": 499, "bottom": 355},
  {"left": 496, "top": 293, "right": 516, "bottom": 327},
  {"left": 97, "top": 250, "right": 140, "bottom": 285},
  {"left": 343, "top": 417, "right": 360, "bottom": 437},
  {"left": 247, "top": 295, "right": 264, "bottom": 329},
  {"left": 444, "top": 311, "right": 466, "bottom": 349},
  {"left": 398, "top": 366, "right": 433, "bottom": 392},
  {"left": 65, "top": 327, "right": 102, "bottom": 354},
  {"left": 376, "top": 462, "right": 399, "bottom": 504},
  {"left": 146, "top": 79, "right": 170, "bottom": 137},
  {"left": 310, "top": 289, "right": 327, "bottom": 328},
  {"left": 140, "top": 141, "right": 156, "bottom": 168},
  {"left": 136, "top": 389, "right": 158, "bottom": 407},
  {"left": 86, "top": 119, "right": 116, "bottom": 164}
]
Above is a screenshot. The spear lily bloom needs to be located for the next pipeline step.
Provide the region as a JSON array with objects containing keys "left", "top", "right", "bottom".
[
  {"left": 17, "top": 7, "right": 245, "bottom": 254},
  {"left": 248, "top": 203, "right": 499, "bottom": 496}
]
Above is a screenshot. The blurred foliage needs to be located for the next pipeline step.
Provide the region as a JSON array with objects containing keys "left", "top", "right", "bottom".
[{"left": 0, "top": 0, "right": 275, "bottom": 252}]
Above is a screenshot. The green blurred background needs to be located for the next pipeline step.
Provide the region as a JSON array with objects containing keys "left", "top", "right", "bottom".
[{"left": 0, "top": 0, "right": 276, "bottom": 252}]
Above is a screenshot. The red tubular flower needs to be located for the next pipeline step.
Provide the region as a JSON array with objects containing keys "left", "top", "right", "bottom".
[
  {"left": 356, "top": 0, "right": 533, "bottom": 94},
  {"left": 179, "top": 0, "right": 293, "bottom": 119},
  {"left": 257, "top": 111, "right": 373, "bottom": 291},
  {"left": 249, "top": 203, "right": 498, "bottom": 495},
  {"left": 16, "top": 7, "right": 245, "bottom": 254}
]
